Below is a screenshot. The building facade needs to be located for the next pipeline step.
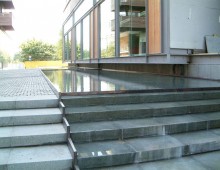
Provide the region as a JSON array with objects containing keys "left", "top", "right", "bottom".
[
  {"left": 0, "top": 0, "right": 14, "bottom": 31},
  {"left": 63, "top": 0, "right": 220, "bottom": 79}
]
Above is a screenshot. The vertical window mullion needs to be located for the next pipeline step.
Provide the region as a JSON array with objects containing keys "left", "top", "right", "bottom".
[
  {"left": 115, "top": 0, "right": 120, "bottom": 58},
  {"left": 80, "top": 22, "right": 83, "bottom": 60}
]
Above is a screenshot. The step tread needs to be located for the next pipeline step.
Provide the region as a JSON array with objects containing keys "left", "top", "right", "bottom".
[
  {"left": 0, "top": 124, "right": 67, "bottom": 148},
  {"left": 62, "top": 90, "right": 220, "bottom": 100},
  {"left": 75, "top": 129, "right": 220, "bottom": 168},
  {"left": 0, "top": 95, "right": 59, "bottom": 110},
  {"left": 70, "top": 112, "right": 220, "bottom": 133},
  {"left": 95, "top": 150, "right": 220, "bottom": 170},
  {"left": 66, "top": 99, "right": 220, "bottom": 114},
  {"left": 0, "top": 124, "right": 66, "bottom": 138},
  {"left": 0, "top": 108, "right": 61, "bottom": 117},
  {"left": 0, "top": 145, "right": 72, "bottom": 169},
  {"left": 0, "top": 108, "right": 62, "bottom": 126}
]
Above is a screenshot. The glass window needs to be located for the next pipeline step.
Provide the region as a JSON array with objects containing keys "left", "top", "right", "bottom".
[
  {"left": 64, "top": 35, "right": 68, "bottom": 61},
  {"left": 76, "top": 24, "right": 81, "bottom": 60},
  {"left": 119, "top": 0, "right": 146, "bottom": 57},
  {"left": 64, "top": 31, "right": 71, "bottom": 61},
  {"left": 100, "top": 0, "right": 115, "bottom": 58},
  {"left": 75, "top": 0, "right": 93, "bottom": 24},
  {"left": 83, "top": 16, "right": 90, "bottom": 60},
  {"left": 64, "top": 16, "right": 73, "bottom": 33},
  {"left": 68, "top": 31, "right": 72, "bottom": 60}
]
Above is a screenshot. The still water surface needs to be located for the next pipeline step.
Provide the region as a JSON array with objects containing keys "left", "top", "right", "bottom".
[{"left": 43, "top": 69, "right": 220, "bottom": 94}]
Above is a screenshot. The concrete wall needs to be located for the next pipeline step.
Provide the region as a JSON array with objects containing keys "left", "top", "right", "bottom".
[
  {"left": 170, "top": 0, "right": 220, "bottom": 50},
  {"left": 186, "top": 54, "right": 220, "bottom": 80},
  {"left": 74, "top": 56, "right": 220, "bottom": 80},
  {"left": 72, "top": 63, "right": 185, "bottom": 77}
]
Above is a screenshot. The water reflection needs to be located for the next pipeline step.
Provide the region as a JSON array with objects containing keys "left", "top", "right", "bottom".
[{"left": 43, "top": 69, "right": 220, "bottom": 94}]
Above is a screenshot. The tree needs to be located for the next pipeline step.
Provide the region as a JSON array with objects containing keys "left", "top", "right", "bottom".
[
  {"left": 18, "top": 39, "right": 58, "bottom": 61},
  {"left": 56, "top": 31, "right": 63, "bottom": 60},
  {"left": 101, "top": 43, "right": 115, "bottom": 58},
  {"left": 0, "top": 50, "right": 10, "bottom": 69}
]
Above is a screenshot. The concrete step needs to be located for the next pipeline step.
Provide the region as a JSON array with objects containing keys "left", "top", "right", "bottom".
[
  {"left": 0, "top": 124, "right": 66, "bottom": 148},
  {"left": 70, "top": 112, "right": 220, "bottom": 143},
  {"left": 62, "top": 90, "right": 220, "bottom": 107},
  {"left": 75, "top": 129, "right": 220, "bottom": 169},
  {"left": 0, "top": 95, "right": 59, "bottom": 110},
  {"left": 95, "top": 150, "right": 220, "bottom": 170},
  {"left": 0, "top": 108, "right": 62, "bottom": 127},
  {"left": 0, "top": 144, "right": 72, "bottom": 170},
  {"left": 66, "top": 99, "right": 220, "bottom": 123}
]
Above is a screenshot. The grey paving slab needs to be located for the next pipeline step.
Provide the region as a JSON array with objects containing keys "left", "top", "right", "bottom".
[
  {"left": 96, "top": 156, "right": 207, "bottom": 170},
  {"left": 126, "top": 136, "right": 183, "bottom": 162},
  {"left": 172, "top": 130, "right": 220, "bottom": 155},
  {"left": 76, "top": 140, "right": 136, "bottom": 169},
  {"left": 193, "top": 151, "right": 220, "bottom": 170},
  {"left": 0, "top": 70, "right": 54, "bottom": 97},
  {"left": 0, "top": 145, "right": 72, "bottom": 170},
  {"left": 76, "top": 128, "right": 220, "bottom": 168},
  {"left": 0, "top": 69, "right": 58, "bottom": 109},
  {"left": 66, "top": 99, "right": 220, "bottom": 123},
  {"left": 0, "top": 124, "right": 66, "bottom": 148},
  {"left": 70, "top": 111, "right": 220, "bottom": 143},
  {"left": 62, "top": 90, "right": 220, "bottom": 107},
  {"left": 0, "top": 108, "right": 62, "bottom": 126}
]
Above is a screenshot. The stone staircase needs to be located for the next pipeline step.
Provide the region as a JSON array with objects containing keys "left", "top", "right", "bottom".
[
  {"left": 62, "top": 90, "right": 220, "bottom": 169},
  {"left": 0, "top": 98, "right": 73, "bottom": 170}
]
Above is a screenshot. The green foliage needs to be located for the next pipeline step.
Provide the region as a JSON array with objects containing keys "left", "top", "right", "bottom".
[
  {"left": 0, "top": 50, "right": 10, "bottom": 69},
  {"left": 76, "top": 44, "right": 81, "bottom": 60},
  {"left": 56, "top": 31, "right": 63, "bottom": 60},
  {"left": 18, "top": 39, "right": 58, "bottom": 61},
  {"left": 101, "top": 43, "right": 115, "bottom": 58}
]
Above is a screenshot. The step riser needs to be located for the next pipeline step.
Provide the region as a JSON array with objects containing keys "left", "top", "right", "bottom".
[
  {"left": 78, "top": 153, "right": 136, "bottom": 169},
  {"left": 66, "top": 103, "right": 220, "bottom": 123},
  {"left": 4, "top": 161, "right": 72, "bottom": 170},
  {"left": 0, "top": 115, "right": 62, "bottom": 127},
  {"left": 77, "top": 140, "right": 220, "bottom": 169},
  {"left": 0, "top": 134, "right": 67, "bottom": 148},
  {"left": 71, "top": 120, "right": 220, "bottom": 143},
  {"left": 62, "top": 92, "right": 220, "bottom": 107},
  {"left": 0, "top": 99, "right": 58, "bottom": 110}
]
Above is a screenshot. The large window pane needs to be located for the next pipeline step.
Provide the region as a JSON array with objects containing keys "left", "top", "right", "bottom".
[
  {"left": 68, "top": 31, "right": 71, "bottom": 60},
  {"left": 76, "top": 24, "right": 81, "bottom": 60},
  {"left": 83, "top": 16, "right": 90, "bottom": 60},
  {"left": 75, "top": 0, "right": 93, "bottom": 24},
  {"left": 64, "top": 16, "right": 73, "bottom": 33},
  {"left": 100, "top": 0, "right": 115, "bottom": 58},
  {"left": 119, "top": 0, "right": 146, "bottom": 57},
  {"left": 64, "top": 35, "right": 68, "bottom": 61},
  {"left": 64, "top": 31, "right": 71, "bottom": 61}
]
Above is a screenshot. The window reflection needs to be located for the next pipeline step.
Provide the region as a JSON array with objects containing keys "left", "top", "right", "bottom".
[
  {"left": 76, "top": 24, "right": 81, "bottom": 60},
  {"left": 75, "top": 0, "right": 93, "bottom": 24},
  {"left": 83, "top": 16, "right": 90, "bottom": 60},
  {"left": 101, "top": 81, "right": 116, "bottom": 91},
  {"left": 64, "top": 32, "right": 71, "bottom": 61},
  {"left": 119, "top": 0, "right": 146, "bottom": 57},
  {"left": 100, "top": 0, "right": 115, "bottom": 58}
]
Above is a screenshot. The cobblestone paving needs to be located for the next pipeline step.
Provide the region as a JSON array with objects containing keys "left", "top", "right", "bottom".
[{"left": 0, "top": 69, "right": 54, "bottom": 97}]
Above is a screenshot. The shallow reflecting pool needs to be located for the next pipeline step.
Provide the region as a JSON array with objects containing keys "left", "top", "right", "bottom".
[{"left": 43, "top": 69, "right": 220, "bottom": 94}]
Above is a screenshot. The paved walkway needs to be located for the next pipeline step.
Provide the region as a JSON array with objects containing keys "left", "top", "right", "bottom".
[
  {"left": 0, "top": 69, "right": 58, "bottom": 110},
  {"left": 0, "top": 69, "right": 54, "bottom": 97}
]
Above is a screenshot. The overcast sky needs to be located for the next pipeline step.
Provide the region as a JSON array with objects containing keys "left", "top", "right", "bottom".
[{"left": 0, "top": 0, "right": 65, "bottom": 56}]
